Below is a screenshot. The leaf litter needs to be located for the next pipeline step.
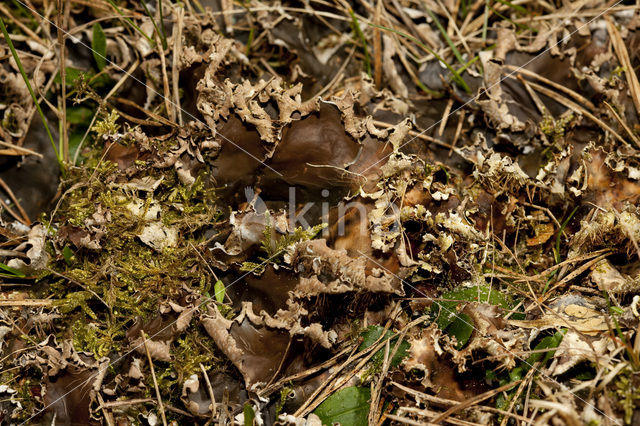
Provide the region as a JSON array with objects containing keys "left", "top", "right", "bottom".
[{"left": 1, "top": 1, "right": 640, "bottom": 425}]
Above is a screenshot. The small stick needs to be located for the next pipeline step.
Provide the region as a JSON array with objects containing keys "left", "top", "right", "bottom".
[
  {"left": 0, "top": 299, "right": 54, "bottom": 307},
  {"left": 603, "top": 101, "right": 640, "bottom": 149},
  {"left": 373, "top": 0, "right": 382, "bottom": 89},
  {"left": 0, "top": 177, "right": 31, "bottom": 224},
  {"left": 431, "top": 380, "right": 522, "bottom": 424},
  {"left": 449, "top": 110, "right": 465, "bottom": 157},
  {"left": 517, "top": 74, "right": 548, "bottom": 115},
  {"left": 199, "top": 363, "right": 217, "bottom": 420},
  {"left": 141, "top": 331, "right": 168, "bottom": 426},
  {"left": 0, "top": 197, "right": 28, "bottom": 226},
  {"left": 504, "top": 65, "right": 596, "bottom": 112},
  {"left": 96, "top": 393, "right": 115, "bottom": 426},
  {"left": 156, "top": 31, "right": 174, "bottom": 124},
  {"left": 172, "top": 6, "right": 184, "bottom": 125},
  {"left": 606, "top": 17, "right": 640, "bottom": 117},
  {"left": 523, "top": 79, "right": 627, "bottom": 145},
  {"left": 0, "top": 140, "right": 43, "bottom": 157},
  {"left": 499, "top": 363, "right": 538, "bottom": 426},
  {"left": 438, "top": 98, "right": 454, "bottom": 137}
]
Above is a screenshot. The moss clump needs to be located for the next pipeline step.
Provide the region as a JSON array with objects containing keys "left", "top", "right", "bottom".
[
  {"left": 91, "top": 110, "right": 120, "bottom": 138},
  {"left": 25, "top": 126, "right": 227, "bottom": 420},
  {"left": 539, "top": 113, "right": 573, "bottom": 145},
  {"left": 613, "top": 368, "right": 640, "bottom": 424}
]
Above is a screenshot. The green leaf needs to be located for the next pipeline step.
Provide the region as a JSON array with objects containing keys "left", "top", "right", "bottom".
[
  {"left": 433, "top": 285, "right": 511, "bottom": 329},
  {"left": 432, "top": 285, "right": 523, "bottom": 348},
  {"left": 54, "top": 67, "right": 84, "bottom": 86},
  {"left": 243, "top": 403, "right": 255, "bottom": 426},
  {"left": 92, "top": 23, "right": 107, "bottom": 70},
  {"left": 445, "top": 313, "right": 473, "bottom": 349},
  {"left": 314, "top": 386, "right": 371, "bottom": 426},
  {"left": 214, "top": 280, "right": 225, "bottom": 303},
  {"left": 62, "top": 245, "right": 74, "bottom": 265},
  {"left": 66, "top": 106, "right": 94, "bottom": 125},
  {"left": 358, "top": 325, "right": 409, "bottom": 367},
  {"left": 527, "top": 330, "right": 565, "bottom": 366},
  {"left": 0, "top": 262, "right": 25, "bottom": 278}
]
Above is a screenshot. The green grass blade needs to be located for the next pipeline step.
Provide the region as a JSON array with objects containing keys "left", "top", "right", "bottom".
[
  {"left": 0, "top": 262, "right": 26, "bottom": 278},
  {"left": 158, "top": 0, "right": 167, "bottom": 46},
  {"left": 554, "top": 206, "right": 579, "bottom": 264},
  {"left": 0, "top": 15, "right": 62, "bottom": 166},
  {"left": 542, "top": 205, "right": 579, "bottom": 294},
  {"left": 245, "top": 27, "right": 254, "bottom": 56},
  {"left": 141, "top": 0, "right": 167, "bottom": 50},
  {"left": 456, "top": 55, "right": 479, "bottom": 75},
  {"left": 368, "top": 22, "right": 471, "bottom": 93},
  {"left": 348, "top": 9, "right": 371, "bottom": 77},
  {"left": 422, "top": 4, "right": 465, "bottom": 66},
  {"left": 104, "top": 0, "right": 155, "bottom": 47}
]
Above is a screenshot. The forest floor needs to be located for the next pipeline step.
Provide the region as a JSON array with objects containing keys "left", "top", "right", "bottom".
[{"left": 1, "top": 0, "right": 640, "bottom": 425}]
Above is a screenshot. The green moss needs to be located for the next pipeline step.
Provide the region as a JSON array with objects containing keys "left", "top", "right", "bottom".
[
  {"left": 539, "top": 113, "right": 573, "bottom": 145},
  {"left": 613, "top": 368, "right": 640, "bottom": 424},
  {"left": 91, "top": 110, "right": 120, "bottom": 138},
  {"left": 39, "top": 127, "right": 221, "bottom": 368}
]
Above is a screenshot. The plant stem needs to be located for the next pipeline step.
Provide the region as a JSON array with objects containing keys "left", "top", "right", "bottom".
[{"left": 141, "top": 0, "right": 167, "bottom": 50}]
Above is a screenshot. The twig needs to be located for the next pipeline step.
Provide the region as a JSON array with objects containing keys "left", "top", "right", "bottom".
[
  {"left": 0, "top": 197, "right": 29, "bottom": 226},
  {"left": 141, "top": 330, "right": 168, "bottom": 426},
  {"left": 57, "top": 0, "right": 68, "bottom": 163},
  {"left": 449, "top": 110, "right": 465, "bottom": 157},
  {"left": 517, "top": 74, "right": 548, "bottom": 115},
  {"left": 606, "top": 17, "right": 640, "bottom": 116},
  {"left": 0, "top": 299, "right": 54, "bottom": 307},
  {"left": 431, "top": 380, "right": 523, "bottom": 424},
  {"left": 504, "top": 65, "right": 596, "bottom": 112},
  {"left": 172, "top": 5, "right": 184, "bottom": 125},
  {"left": 438, "top": 98, "right": 454, "bottom": 137},
  {"left": 373, "top": 0, "right": 382, "bottom": 88},
  {"left": 0, "top": 140, "right": 44, "bottom": 157},
  {"left": 603, "top": 101, "right": 640, "bottom": 149},
  {"left": 199, "top": 363, "right": 217, "bottom": 420},
  {"left": 499, "top": 363, "right": 539, "bottom": 426},
  {"left": 523, "top": 79, "right": 627, "bottom": 145},
  {"left": 0, "top": 177, "right": 31, "bottom": 224}
]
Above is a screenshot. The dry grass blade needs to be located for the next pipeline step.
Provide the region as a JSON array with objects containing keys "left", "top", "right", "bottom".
[
  {"left": 430, "top": 380, "right": 523, "bottom": 424},
  {"left": 604, "top": 101, "right": 640, "bottom": 148},
  {"left": 606, "top": 17, "right": 640, "bottom": 116},
  {"left": 0, "top": 176, "right": 31, "bottom": 224},
  {"left": 521, "top": 78, "right": 627, "bottom": 145},
  {"left": 504, "top": 65, "right": 596, "bottom": 112}
]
